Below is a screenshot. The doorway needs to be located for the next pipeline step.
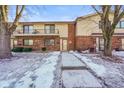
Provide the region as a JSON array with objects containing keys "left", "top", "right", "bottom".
[
  {"left": 60, "top": 39, "right": 67, "bottom": 51},
  {"left": 99, "top": 38, "right": 104, "bottom": 51},
  {"left": 122, "top": 39, "right": 124, "bottom": 49}
]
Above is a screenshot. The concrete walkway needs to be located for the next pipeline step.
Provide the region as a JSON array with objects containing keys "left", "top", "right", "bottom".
[
  {"left": 62, "top": 52, "right": 86, "bottom": 69},
  {"left": 61, "top": 52, "right": 102, "bottom": 88}
]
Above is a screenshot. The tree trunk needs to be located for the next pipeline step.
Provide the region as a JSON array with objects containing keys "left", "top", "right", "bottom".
[
  {"left": 0, "top": 25, "right": 12, "bottom": 59},
  {"left": 104, "top": 36, "right": 112, "bottom": 56}
]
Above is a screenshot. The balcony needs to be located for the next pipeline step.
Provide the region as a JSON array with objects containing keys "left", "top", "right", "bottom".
[{"left": 13, "top": 29, "right": 59, "bottom": 36}]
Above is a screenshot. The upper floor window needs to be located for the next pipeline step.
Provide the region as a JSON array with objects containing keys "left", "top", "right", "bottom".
[
  {"left": 116, "top": 21, "right": 124, "bottom": 28},
  {"left": 23, "top": 25, "right": 33, "bottom": 34},
  {"left": 24, "top": 39, "right": 33, "bottom": 46},
  {"left": 44, "top": 24, "right": 55, "bottom": 34}
]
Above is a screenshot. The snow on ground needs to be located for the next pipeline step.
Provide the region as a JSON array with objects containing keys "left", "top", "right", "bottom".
[
  {"left": 72, "top": 51, "right": 124, "bottom": 87},
  {"left": 0, "top": 51, "right": 60, "bottom": 88},
  {"left": 72, "top": 52, "right": 106, "bottom": 77},
  {"left": 62, "top": 70, "right": 102, "bottom": 88},
  {"left": 113, "top": 51, "right": 124, "bottom": 59}
]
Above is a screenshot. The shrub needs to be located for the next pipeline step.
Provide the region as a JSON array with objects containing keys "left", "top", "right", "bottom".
[
  {"left": 42, "top": 47, "right": 47, "bottom": 52},
  {"left": 89, "top": 48, "right": 95, "bottom": 52},
  {"left": 115, "top": 48, "right": 120, "bottom": 51},
  {"left": 11, "top": 47, "right": 24, "bottom": 52},
  {"left": 23, "top": 48, "right": 32, "bottom": 52}
]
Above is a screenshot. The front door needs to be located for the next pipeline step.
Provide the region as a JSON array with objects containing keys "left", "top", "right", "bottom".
[
  {"left": 99, "top": 38, "right": 104, "bottom": 51},
  {"left": 62, "top": 39, "right": 67, "bottom": 51},
  {"left": 122, "top": 39, "right": 124, "bottom": 49}
]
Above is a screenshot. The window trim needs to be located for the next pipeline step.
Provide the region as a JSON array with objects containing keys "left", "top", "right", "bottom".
[{"left": 44, "top": 39, "right": 55, "bottom": 46}]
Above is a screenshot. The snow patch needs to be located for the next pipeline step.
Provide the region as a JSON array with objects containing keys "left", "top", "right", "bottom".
[
  {"left": 113, "top": 51, "right": 124, "bottom": 57},
  {"left": 34, "top": 55, "right": 59, "bottom": 88},
  {"left": 73, "top": 52, "right": 106, "bottom": 77},
  {"left": 0, "top": 52, "right": 60, "bottom": 88}
]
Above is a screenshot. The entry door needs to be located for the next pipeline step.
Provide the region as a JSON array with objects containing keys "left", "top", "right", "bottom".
[
  {"left": 99, "top": 38, "right": 104, "bottom": 51},
  {"left": 122, "top": 39, "right": 124, "bottom": 49},
  {"left": 62, "top": 39, "right": 67, "bottom": 51}
]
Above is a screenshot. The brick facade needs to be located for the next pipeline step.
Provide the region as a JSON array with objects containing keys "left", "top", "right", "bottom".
[
  {"left": 14, "top": 36, "right": 60, "bottom": 51},
  {"left": 75, "top": 36, "right": 123, "bottom": 51},
  {"left": 68, "top": 24, "right": 75, "bottom": 50},
  {"left": 112, "top": 36, "right": 122, "bottom": 49},
  {"left": 75, "top": 36, "right": 96, "bottom": 51},
  {"left": 11, "top": 14, "right": 124, "bottom": 52}
]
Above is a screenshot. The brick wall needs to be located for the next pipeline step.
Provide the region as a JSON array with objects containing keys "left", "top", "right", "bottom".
[
  {"left": 68, "top": 24, "right": 75, "bottom": 50},
  {"left": 14, "top": 36, "right": 60, "bottom": 51},
  {"left": 75, "top": 36, "right": 96, "bottom": 51},
  {"left": 112, "top": 36, "right": 122, "bottom": 49},
  {"left": 75, "top": 36, "right": 122, "bottom": 51}
]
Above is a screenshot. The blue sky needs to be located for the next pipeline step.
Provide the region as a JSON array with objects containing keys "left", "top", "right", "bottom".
[{"left": 9, "top": 5, "right": 95, "bottom": 22}]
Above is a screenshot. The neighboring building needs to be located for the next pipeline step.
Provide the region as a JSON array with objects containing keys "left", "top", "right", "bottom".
[
  {"left": 76, "top": 13, "right": 124, "bottom": 51},
  {"left": 11, "top": 13, "right": 124, "bottom": 51}
]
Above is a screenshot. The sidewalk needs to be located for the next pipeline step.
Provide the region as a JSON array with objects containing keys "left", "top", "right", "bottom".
[
  {"left": 62, "top": 52, "right": 86, "bottom": 69},
  {"left": 61, "top": 52, "right": 102, "bottom": 88}
]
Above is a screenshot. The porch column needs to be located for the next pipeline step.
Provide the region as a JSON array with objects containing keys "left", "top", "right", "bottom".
[{"left": 96, "top": 37, "right": 99, "bottom": 52}]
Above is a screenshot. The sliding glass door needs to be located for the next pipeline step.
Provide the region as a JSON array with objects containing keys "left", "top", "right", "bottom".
[
  {"left": 45, "top": 24, "right": 55, "bottom": 34},
  {"left": 23, "top": 25, "right": 33, "bottom": 34}
]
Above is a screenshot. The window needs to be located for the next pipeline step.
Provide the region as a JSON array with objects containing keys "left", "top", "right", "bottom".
[
  {"left": 121, "top": 21, "right": 124, "bottom": 28},
  {"left": 23, "top": 25, "right": 33, "bottom": 34},
  {"left": 116, "top": 21, "right": 124, "bottom": 28},
  {"left": 24, "top": 40, "right": 33, "bottom": 45},
  {"left": 14, "top": 40, "right": 18, "bottom": 46},
  {"left": 45, "top": 24, "right": 55, "bottom": 34},
  {"left": 44, "top": 39, "right": 55, "bottom": 46}
]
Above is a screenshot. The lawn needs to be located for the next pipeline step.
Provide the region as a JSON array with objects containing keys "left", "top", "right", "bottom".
[{"left": 0, "top": 52, "right": 60, "bottom": 88}]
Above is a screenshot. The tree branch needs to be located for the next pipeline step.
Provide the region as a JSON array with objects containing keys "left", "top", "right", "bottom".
[
  {"left": 1, "top": 5, "right": 7, "bottom": 22},
  {"left": 91, "top": 5, "right": 101, "bottom": 16},
  {"left": 111, "top": 5, "right": 124, "bottom": 36},
  {"left": 16, "top": 5, "right": 19, "bottom": 15},
  {"left": 9, "top": 5, "right": 25, "bottom": 33}
]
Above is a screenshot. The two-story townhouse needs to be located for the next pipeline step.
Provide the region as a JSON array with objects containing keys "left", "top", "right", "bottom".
[
  {"left": 11, "top": 13, "right": 124, "bottom": 52},
  {"left": 11, "top": 22, "right": 75, "bottom": 51},
  {"left": 76, "top": 13, "right": 124, "bottom": 51}
]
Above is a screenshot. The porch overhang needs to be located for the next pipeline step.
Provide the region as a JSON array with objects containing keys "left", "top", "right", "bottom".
[{"left": 91, "top": 33, "right": 124, "bottom": 37}]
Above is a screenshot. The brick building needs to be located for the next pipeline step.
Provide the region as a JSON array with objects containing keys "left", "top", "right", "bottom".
[{"left": 11, "top": 13, "right": 124, "bottom": 51}]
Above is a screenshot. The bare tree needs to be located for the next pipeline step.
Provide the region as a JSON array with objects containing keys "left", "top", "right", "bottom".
[
  {"left": 0, "top": 5, "right": 25, "bottom": 58},
  {"left": 92, "top": 5, "right": 124, "bottom": 56}
]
